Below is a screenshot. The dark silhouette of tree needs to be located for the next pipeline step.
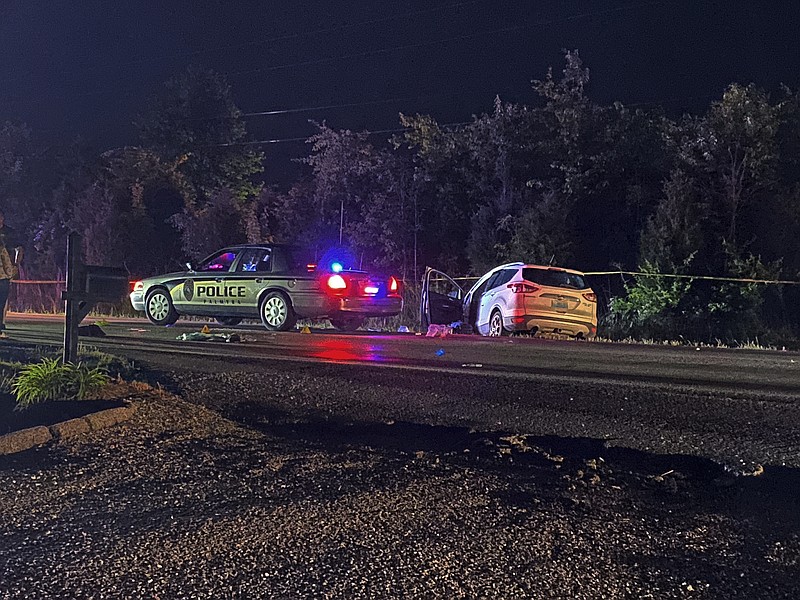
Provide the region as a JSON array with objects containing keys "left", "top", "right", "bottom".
[
  {"left": 0, "top": 121, "right": 30, "bottom": 196},
  {"left": 136, "top": 67, "right": 263, "bottom": 203}
]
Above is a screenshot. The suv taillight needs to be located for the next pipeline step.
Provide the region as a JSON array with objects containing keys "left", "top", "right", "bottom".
[
  {"left": 583, "top": 292, "right": 597, "bottom": 303},
  {"left": 507, "top": 282, "right": 540, "bottom": 294}
]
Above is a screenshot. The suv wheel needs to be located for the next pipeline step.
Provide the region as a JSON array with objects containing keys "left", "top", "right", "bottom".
[{"left": 488, "top": 310, "right": 506, "bottom": 337}]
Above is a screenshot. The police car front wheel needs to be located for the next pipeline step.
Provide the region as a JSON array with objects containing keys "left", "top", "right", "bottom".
[
  {"left": 145, "top": 288, "right": 179, "bottom": 326},
  {"left": 259, "top": 291, "right": 296, "bottom": 332}
]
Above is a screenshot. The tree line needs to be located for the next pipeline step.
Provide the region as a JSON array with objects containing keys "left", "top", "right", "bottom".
[{"left": 1, "top": 53, "right": 799, "bottom": 343}]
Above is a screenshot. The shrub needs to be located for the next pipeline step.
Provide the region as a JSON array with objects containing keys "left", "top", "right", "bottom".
[
  {"left": 11, "top": 358, "right": 110, "bottom": 409},
  {"left": 605, "top": 260, "right": 693, "bottom": 340}
]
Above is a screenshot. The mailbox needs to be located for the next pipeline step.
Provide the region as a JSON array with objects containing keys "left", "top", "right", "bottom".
[
  {"left": 62, "top": 233, "right": 132, "bottom": 363},
  {"left": 85, "top": 266, "right": 130, "bottom": 302}
]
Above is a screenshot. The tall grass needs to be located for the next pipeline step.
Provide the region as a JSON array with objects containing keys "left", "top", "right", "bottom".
[{"left": 8, "top": 282, "right": 137, "bottom": 317}]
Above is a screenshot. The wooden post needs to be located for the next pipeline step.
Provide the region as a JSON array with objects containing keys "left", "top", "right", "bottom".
[{"left": 63, "top": 232, "right": 81, "bottom": 364}]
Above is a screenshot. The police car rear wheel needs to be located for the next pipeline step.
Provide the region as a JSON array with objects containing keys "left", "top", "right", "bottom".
[
  {"left": 145, "top": 288, "right": 179, "bottom": 326},
  {"left": 215, "top": 316, "right": 242, "bottom": 326},
  {"left": 260, "top": 292, "right": 296, "bottom": 331}
]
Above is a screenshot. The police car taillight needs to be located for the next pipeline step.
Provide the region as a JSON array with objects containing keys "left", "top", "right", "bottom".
[
  {"left": 389, "top": 276, "right": 400, "bottom": 295},
  {"left": 131, "top": 280, "right": 144, "bottom": 292},
  {"left": 327, "top": 274, "right": 348, "bottom": 292}
]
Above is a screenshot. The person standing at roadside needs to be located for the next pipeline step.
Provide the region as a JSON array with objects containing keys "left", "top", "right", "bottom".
[
  {"left": 0, "top": 239, "right": 18, "bottom": 338},
  {"left": 0, "top": 210, "right": 23, "bottom": 267},
  {"left": 0, "top": 210, "right": 24, "bottom": 335}
]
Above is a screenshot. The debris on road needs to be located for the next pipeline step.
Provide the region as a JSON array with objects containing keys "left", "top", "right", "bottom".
[
  {"left": 426, "top": 324, "right": 452, "bottom": 337},
  {"left": 461, "top": 363, "right": 483, "bottom": 368},
  {"left": 176, "top": 332, "right": 241, "bottom": 343}
]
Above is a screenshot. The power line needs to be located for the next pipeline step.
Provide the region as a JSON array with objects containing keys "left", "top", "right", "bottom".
[
  {"left": 215, "top": 121, "right": 472, "bottom": 147},
  {"left": 1, "top": 0, "right": 482, "bottom": 88},
  {"left": 172, "top": 94, "right": 447, "bottom": 125},
  {"left": 227, "top": 1, "right": 671, "bottom": 79},
  {"left": 104, "top": 1, "right": 483, "bottom": 70},
  {"left": 1, "top": 1, "right": 672, "bottom": 103},
  {"left": 242, "top": 95, "right": 439, "bottom": 117}
]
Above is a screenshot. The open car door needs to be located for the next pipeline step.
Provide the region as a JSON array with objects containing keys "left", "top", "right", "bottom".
[{"left": 420, "top": 267, "right": 464, "bottom": 328}]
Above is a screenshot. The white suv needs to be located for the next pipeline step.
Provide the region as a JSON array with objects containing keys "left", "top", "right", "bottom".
[{"left": 422, "top": 263, "right": 598, "bottom": 338}]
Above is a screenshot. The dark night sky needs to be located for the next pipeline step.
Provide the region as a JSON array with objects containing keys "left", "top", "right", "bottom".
[{"left": 1, "top": 0, "right": 798, "bottom": 183}]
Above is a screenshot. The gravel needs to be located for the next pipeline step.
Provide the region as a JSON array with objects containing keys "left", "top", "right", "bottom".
[{"left": 1, "top": 370, "right": 799, "bottom": 599}]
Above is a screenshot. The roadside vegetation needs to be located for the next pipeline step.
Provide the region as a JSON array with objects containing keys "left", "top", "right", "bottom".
[
  {"left": 0, "top": 346, "right": 135, "bottom": 410},
  {"left": 11, "top": 358, "right": 109, "bottom": 409},
  {"left": 2, "top": 52, "right": 799, "bottom": 345}
]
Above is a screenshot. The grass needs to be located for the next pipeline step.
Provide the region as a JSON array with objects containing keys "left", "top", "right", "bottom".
[
  {"left": 591, "top": 336, "right": 790, "bottom": 351},
  {"left": 0, "top": 344, "right": 138, "bottom": 409},
  {"left": 11, "top": 358, "right": 111, "bottom": 409}
]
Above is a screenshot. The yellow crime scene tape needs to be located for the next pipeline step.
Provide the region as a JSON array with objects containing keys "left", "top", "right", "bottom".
[
  {"left": 583, "top": 271, "right": 800, "bottom": 285},
  {"left": 432, "top": 272, "right": 800, "bottom": 285}
]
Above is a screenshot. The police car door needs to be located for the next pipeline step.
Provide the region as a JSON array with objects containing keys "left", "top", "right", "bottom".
[
  {"left": 230, "top": 247, "right": 272, "bottom": 315},
  {"left": 187, "top": 249, "right": 241, "bottom": 315}
]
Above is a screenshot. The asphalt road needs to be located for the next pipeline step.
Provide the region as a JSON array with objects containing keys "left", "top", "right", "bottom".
[
  {"left": 6, "top": 313, "right": 800, "bottom": 392},
  {"left": 6, "top": 313, "right": 800, "bottom": 471},
  {"left": 3, "top": 314, "right": 800, "bottom": 598}
]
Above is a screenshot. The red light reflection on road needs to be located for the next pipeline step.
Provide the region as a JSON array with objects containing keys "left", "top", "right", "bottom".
[{"left": 311, "top": 338, "right": 386, "bottom": 363}]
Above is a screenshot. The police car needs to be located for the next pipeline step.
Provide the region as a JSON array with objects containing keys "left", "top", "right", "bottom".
[{"left": 130, "top": 245, "right": 403, "bottom": 331}]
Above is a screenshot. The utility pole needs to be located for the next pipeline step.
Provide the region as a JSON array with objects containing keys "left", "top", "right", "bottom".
[{"left": 339, "top": 197, "right": 344, "bottom": 244}]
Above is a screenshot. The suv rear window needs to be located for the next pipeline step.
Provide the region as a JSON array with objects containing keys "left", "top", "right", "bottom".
[{"left": 523, "top": 268, "right": 587, "bottom": 290}]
